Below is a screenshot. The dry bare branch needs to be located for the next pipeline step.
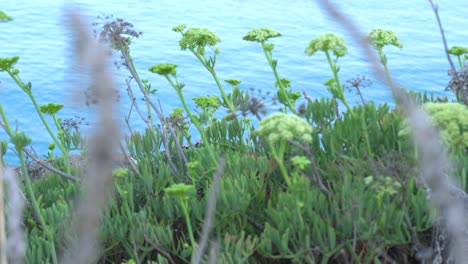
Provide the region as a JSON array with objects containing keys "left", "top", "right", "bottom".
[
  {"left": 192, "top": 158, "right": 225, "bottom": 264},
  {"left": 61, "top": 10, "right": 120, "bottom": 263},
  {"left": 2, "top": 167, "right": 26, "bottom": 264},
  {"left": 0, "top": 166, "right": 6, "bottom": 264}
]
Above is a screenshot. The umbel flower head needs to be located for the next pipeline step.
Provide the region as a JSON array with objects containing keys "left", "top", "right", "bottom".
[
  {"left": 399, "top": 102, "right": 468, "bottom": 149},
  {"left": 149, "top": 63, "right": 178, "bottom": 76},
  {"left": 448, "top": 46, "right": 468, "bottom": 57},
  {"left": 423, "top": 102, "right": 468, "bottom": 149},
  {"left": 39, "top": 103, "right": 64, "bottom": 116},
  {"left": 165, "top": 183, "right": 195, "bottom": 200},
  {"left": 0, "top": 56, "right": 19, "bottom": 72},
  {"left": 256, "top": 112, "right": 313, "bottom": 144},
  {"left": 305, "top": 33, "right": 347, "bottom": 57},
  {"left": 176, "top": 26, "right": 221, "bottom": 52},
  {"left": 368, "top": 29, "right": 403, "bottom": 50},
  {"left": 243, "top": 28, "right": 282, "bottom": 42}
]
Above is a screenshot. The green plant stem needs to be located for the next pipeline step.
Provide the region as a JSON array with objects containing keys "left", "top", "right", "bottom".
[
  {"left": 0, "top": 105, "right": 58, "bottom": 263},
  {"left": 457, "top": 55, "right": 463, "bottom": 69},
  {"left": 17, "top": 150, "right": 58, "bottom": 263},
  {"left": 127, "top": 54, "right": 158, "bottom": 132},
  {"left": 360, "top": 110, "right": 373, "bottom": 158},
  {"left": 261, "top": 42, "right": 297, "bottom": 114},
  {"left": 180, "top": 200, "right": 196, "bottom": 250},
  {"left": 269, "top": 141, "right": 291, "bottom": 186},
  {"left": 129, "top": 55, "right": 156, "bottom": 127},
  {"left": 163, "top": 75, "right": 218, "bottom": 165},
  {"left": 6, "top": 70, "right": 71, "bottom": 175},
  {"left": 192, "top": 52, "right": 236, "bottom": 114},
  {"left": 324, "top": 51, "right": 353, "bottom": 114}
]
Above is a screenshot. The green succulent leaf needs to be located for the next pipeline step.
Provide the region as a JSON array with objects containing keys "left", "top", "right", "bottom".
[
  {"left": 186, "top": 161, "right": 199, "bottom": 170},
  {"left": 0, "top": 140, "right": 7, "bottom": 157},
  {"left": 263, "top": 43, "right": 275, "bottom": 52}
]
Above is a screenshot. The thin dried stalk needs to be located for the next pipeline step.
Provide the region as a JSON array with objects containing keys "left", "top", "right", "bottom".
[
  {"left": 0, "top": 166, "right": 6, "bottom": 264},
  {"left": 62, "top": 11, "right": 120, "bottom": 263},
  {"left": 2, "top": 167, "right": 26, "bottom": 264},
  {"left": 315, "top": 0, "right": 467, "bottom": 262},
  {"left": 192, "top": 158, "right": 225, "bottom": 264}
]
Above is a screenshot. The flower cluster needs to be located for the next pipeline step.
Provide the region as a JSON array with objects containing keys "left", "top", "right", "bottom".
[
  {"left": 193, "top": 95, "right": 221, "bottom": 109},
  {"left": 305, "top": 33, "right": 347, "bottom": 57},
  {"left": 243, "top": 28, "right": 282, "bottom": 42},
  {"left": 423, "top": 102, "right": 468, "bottom": 149},
  {"left": 448, "top": 46, "right": 468, "bottom": 57},
  {"left": 165, "top": 183, "right": 195, "bottom": 200},
  {"left": 368, "top": 29, "right": 402, "bottom": 50},
  {"left": 0, "top": 56, "right": 19, "bottom": 72},
  {"left": 399, "top": 102, "right": 468, "bottom": 149},
  {"left": 177, "top": 26, "right": 220, "bottom": 52},
  {"left": 39, "top": 103, "right": 64, "bottom": 116},
  {"left": 149, "top": 63, "right": 178, "bottom": 76},
  {"left": 256, "top": 112, "right": 313, "bottom": 144}
]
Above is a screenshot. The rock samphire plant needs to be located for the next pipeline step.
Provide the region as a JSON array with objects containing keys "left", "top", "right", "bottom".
[{"left": 1, "top": 2, "right": 468, "bottom": 263}]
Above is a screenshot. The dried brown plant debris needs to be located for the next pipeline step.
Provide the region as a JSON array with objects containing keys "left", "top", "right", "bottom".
[{"left": 61, "top": 11, "right": 120, "bottom": 263}]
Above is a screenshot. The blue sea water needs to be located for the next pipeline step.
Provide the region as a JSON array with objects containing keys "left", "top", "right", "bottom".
[{"left": 1, "top": 0, "right": 467, "bottom": 165}]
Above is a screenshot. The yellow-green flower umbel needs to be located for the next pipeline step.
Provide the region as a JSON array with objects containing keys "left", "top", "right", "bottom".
[
  {"left": 423, "top": 102, "right": 468, "bottom": 149},
  {"left": 256, "top": 112, "right": 313, "bottom": 187},
  {"left": 305, "top": 33, "right": 347, "bottom": 57},
  {"left": 368, "top": 29, "right": 403, "bottom": 50},
  {"left": 256, "top": 112, "right": 313, "bottom": 144},
  {"left": 400, "top": 102, "right": 468, "bottom": 150}
]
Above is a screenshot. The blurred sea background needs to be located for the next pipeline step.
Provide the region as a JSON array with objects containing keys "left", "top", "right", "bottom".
[{"left": 1, "top": 0, "right": 467, "bottom": 165}]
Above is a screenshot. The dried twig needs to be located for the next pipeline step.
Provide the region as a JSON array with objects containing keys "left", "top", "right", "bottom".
[
  {"left": 287, "top": 140, "right": 330, "bottom": 196},
  {"left": 121, "top": 50, "right": 179, "bottom": 176},
  {"left": 141, "top": 220, "right": 176, "bottom": 264},
  {"left": 427, "top": 0, "right": 459, "bottom": 80},
  {"left": 0, "top": 166, "right": 6, "bottom": 264},
  {"left": 191, "top": 158, "right": 225, "bottom": 264},
  {"left": 62, "top": 11, "right": 120, "bottom": 263},
  {"left": 2, "top": 167, "right": 26, "bottom": 264}
]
